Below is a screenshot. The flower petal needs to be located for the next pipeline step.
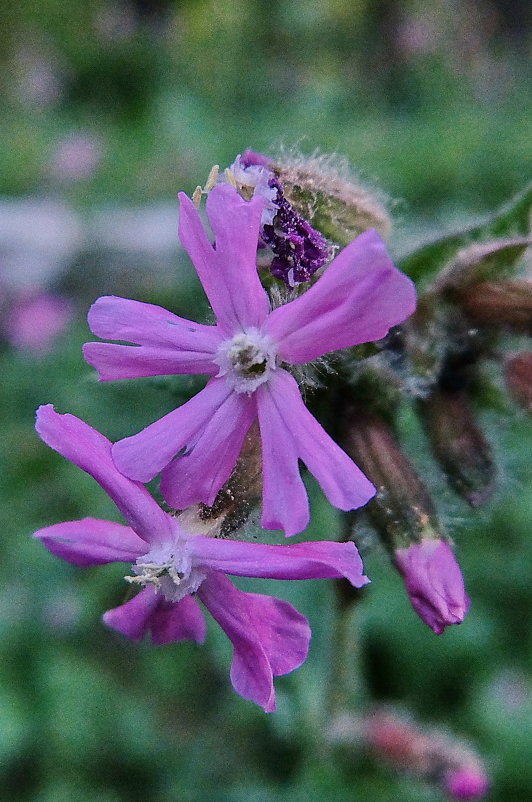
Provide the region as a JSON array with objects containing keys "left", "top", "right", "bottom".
[
  {"left": 198, "top": 572, "right": 310, "bottom": 712},
  {"left": 149, "top": 595, "right": 207, "bottom": 645},
  {"left": 256, "top": 371, "right": 310, "bottom": 536},
  {"left": 87, "top": 295, "right": 222, "bottom": 349},
  {"left": 264, "top": 229, "right": 416, "bottom": 363},
  {"left": 395, "top": 540, "right": 470, "bottom": 634},
  {"left": 112, "top": 377, "right": 233, "bottom": 483},
  {"left": 34, "top": 518, "right": 147, "bottom": 566},
  {"left": 103, "top": 587, "right": 206, "bottom": 645},
  {"left": 178, "top": 187, "right": 270, "bottom": 333},
  {"left": 36, "top": 405, "right": 174, "bottom": 546},
  {"left": 103, "top": 586, "right": 159, "bottom": 641},
  {"left": 160, "top": 390, "right": 255, "bottom": 508},
  {"left": 191, "top": 536, "right": 369, "bottom": 587},
  {"left": 83, "top": 343, "right": 219, "bottom": 380},
  {"left": 262, "top": 371, "right": 376, "bottom": 519},
  {"left": 84, "top": 296, "right": 222, "bottom": 380}
]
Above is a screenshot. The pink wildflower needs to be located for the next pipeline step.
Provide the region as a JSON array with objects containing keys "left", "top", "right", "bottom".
[
  {"left": 84, "top": 184, "right": 416, "bottom": 535},
  {"left": 34, "top": 404, "right": 369, "bottom": 712},
  {"left": 444, "top": 766, "right": 490, "bottom": 800},
  {"left": 50, "top": 133, "right": 102, "bottom": 182},
  {"left": 394, "top": 539, "right": 470, "bottom": 634},
  {"left": 5, "top": 292, "right": 73, "bottom": 355}
]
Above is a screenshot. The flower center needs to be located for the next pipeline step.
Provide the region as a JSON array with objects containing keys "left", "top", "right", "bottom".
[
  {"left": 214, "top": 328, "right": 277, "bottom": 393},
  {"left": 124, "top": 541, "right": 206, "bottom": 603}
]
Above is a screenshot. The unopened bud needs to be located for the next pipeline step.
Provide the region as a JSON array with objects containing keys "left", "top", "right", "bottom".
[
  {"left": 342, "top": 408, "right": 439, "bottom": 549},
  {"left": 394, "top": 540, "right": 470, "bottom": 634},
  {"left": 504, "top": 351, "right": 532, "bottom": 412},
  {"left": 342, "top": 408, "right": 469, "bottom": 633},
  {"left": 418, "top": 387, "right": 496, "bottom": 506},
  {"left": 223, "top": 151, "right": 332, "bottom": 286},
  {"left": 454, "top": 279, "right": 532, "bottom": 334},
  {"left": 273, "top": 151, "right": 391, "bottom": 244},
  {"left": 433, "top": 237, "right": 530, "bottom": 293}
]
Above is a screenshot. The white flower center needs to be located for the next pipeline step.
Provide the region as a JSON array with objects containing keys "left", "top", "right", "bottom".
[
  {"left": 125, "top": 540, "right": 206, "bottom": 603},
  {"left": 214, "top": 328, "right": 277, "bottom": 393}
]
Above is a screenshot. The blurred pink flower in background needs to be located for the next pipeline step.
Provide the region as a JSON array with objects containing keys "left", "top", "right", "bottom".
[
  {"left": 4, "top": 291, "right": 73, "bottom": 355},
  {"left": 13, "top": 40, "right": 64, "bottom": 109},
  {"left": 49, "top": 134, "right": 103, "bottom": 183}
]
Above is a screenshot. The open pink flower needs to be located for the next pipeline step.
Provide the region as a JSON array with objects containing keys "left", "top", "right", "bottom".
[
  {"left": 34, "top": 404, "right": 369, "bottom": 711},
  {"left": 84, "top": 184, "right": 416, "bottom": 535}
]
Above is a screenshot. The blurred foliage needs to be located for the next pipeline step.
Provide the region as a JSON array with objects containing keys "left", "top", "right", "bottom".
[{"left": 1, "top": 0, "right": 531, "bottom": 800}]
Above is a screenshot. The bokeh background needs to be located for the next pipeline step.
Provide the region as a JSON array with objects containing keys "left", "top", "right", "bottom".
[{"left": 1, "top": 1, "right": 531, "bottom": 800}]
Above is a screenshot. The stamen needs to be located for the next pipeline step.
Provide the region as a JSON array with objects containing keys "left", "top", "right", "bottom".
[{"left": 214, "top": 329, "right": 277, "bottom": 394}]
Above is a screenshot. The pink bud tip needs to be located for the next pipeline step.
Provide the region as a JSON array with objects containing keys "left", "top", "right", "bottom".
[
  {"left": 445, "top": 767, "right": 490, "bottom": 800},
  {"left": 395, "top": 540, "right": 470, "bottom": 634}
]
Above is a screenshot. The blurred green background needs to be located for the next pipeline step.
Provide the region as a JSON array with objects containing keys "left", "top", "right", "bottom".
[{"left": 0, "top": 1, "right": 531, "bottom": 800}]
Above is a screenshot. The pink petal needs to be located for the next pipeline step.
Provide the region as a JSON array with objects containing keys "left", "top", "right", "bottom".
[
  {"left": 192, "top": 536, "right": 369, "bottom": 587},
  {"left": 103, "top": 587, "right": 159, "bottom": 641},
  {"left": 395, "top": 540, "right": 470, "bottom": 634},
  {"left": 256, "top": 371, "right": 310, "bottom": 536},
  {"left": 264, "top": 230, "right": 416, "bottom": 363},
  {"left": 103, "top": 587, "right": 206, "bottom": 645},
  {"left": 160, "top": 390, "right": 255, "bottom": 508},
  {"left": 149, "top": 595, "right": 207, "bottom": 645},
  {"left": 205, "top": 186, "right": 271, "bottom": 329},
  {"left": 87, "top": 296, "right": 222, "bottom": 350},
  {"left": 260, "top": 371, "right": 375, "bottom": 524},
  {"left": 178, "top": 187, "right": 270, "bottom": 333},
  {"left": 112, "top": 377, "right": 233, "bottom": 483},
  {"left": 83, "top": 342, "right": 219, "bottom": 380},
  {"left": 84, "top": 296, "right": 222, "bottom": 380},
  {"left": 198, "top": 572, "right": 310, "bottom": 712},
  {"left": 36, "top": 405, "right": 174, "bottom": 546},
  {"left": 34, "top": 518, "right": 147, "bottom": 566}
]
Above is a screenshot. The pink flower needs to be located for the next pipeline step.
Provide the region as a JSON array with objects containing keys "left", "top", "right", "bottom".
[
  {"left": 84, "top": 184, "right": 416, "bottom": 535},
  {"left": 34, "top": 404, "right": 369, "bottom": 711},
  {"left": 49, "top": 133, "right": 102, "bottom": 182},
  {"left": 5, "top": 292, "right": 73, "bottom": 355},
  {"left": 444, "top": 766, "right": 490, "bottom": 800},
  {"left": 394, "top": 540, "right": 470, "bottom": 634}
]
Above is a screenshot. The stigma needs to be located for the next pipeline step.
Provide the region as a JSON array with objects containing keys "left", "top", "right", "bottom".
[
  {"left": 125, "top": 540, "right": 206, "bottom": 603},
  {"left": 214, "top": 328, "right": 278, "bottom": 393}
]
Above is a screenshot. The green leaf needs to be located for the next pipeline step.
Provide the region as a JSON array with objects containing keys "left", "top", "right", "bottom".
[{"left": 400, "top": 182, "right": 532, "bottom": 283}]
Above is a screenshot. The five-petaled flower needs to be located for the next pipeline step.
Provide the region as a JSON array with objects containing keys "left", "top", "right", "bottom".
[
  {"left": 34, "top": 404, "right": 369, "bottom": 711},
  {"left": 83, "top": 185, "right": 416, "bottom": 535}
]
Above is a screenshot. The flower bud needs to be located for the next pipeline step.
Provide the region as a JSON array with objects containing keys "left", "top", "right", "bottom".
[
  {"left": 273, "top": 151, "right": 391, "bottom": 245},
  {"left": 342, "top": 408, "right": 469, "bottom": 633},
  {"left": 333, "top": 708, "right": 490, "bottom": 801},
  {"left": 418, "top": 387, "right": 496, "bottom": 506},
  {"left": 222, "top": 151, "right": 332, "bottom": 286},
  {"left": 504, "top": 351, "right": 532, "bottom": 412},
  {"left": 433, "top": 237, "right": 530, "bottom": 293},
  {"left": 454, "top": 279, "right": 532, "bottom": 334},
  {"left": 394, "top": 540, "right": 470, "bottom": 635},
  {"left": 342, "top": 408, "right": 439, "bottom": 549}
]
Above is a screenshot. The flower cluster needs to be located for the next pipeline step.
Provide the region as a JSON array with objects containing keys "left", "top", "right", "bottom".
[
  {"left": 34, "top": 158, "right": 423, "bottom": 709},
  {"left": 84, "top": 184, "right": 416, "bottom": 536}
]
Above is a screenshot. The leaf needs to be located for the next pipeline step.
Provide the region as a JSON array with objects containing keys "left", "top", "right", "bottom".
[{"left": 400, "top": 182, "right": 532, "bottom": 283}]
